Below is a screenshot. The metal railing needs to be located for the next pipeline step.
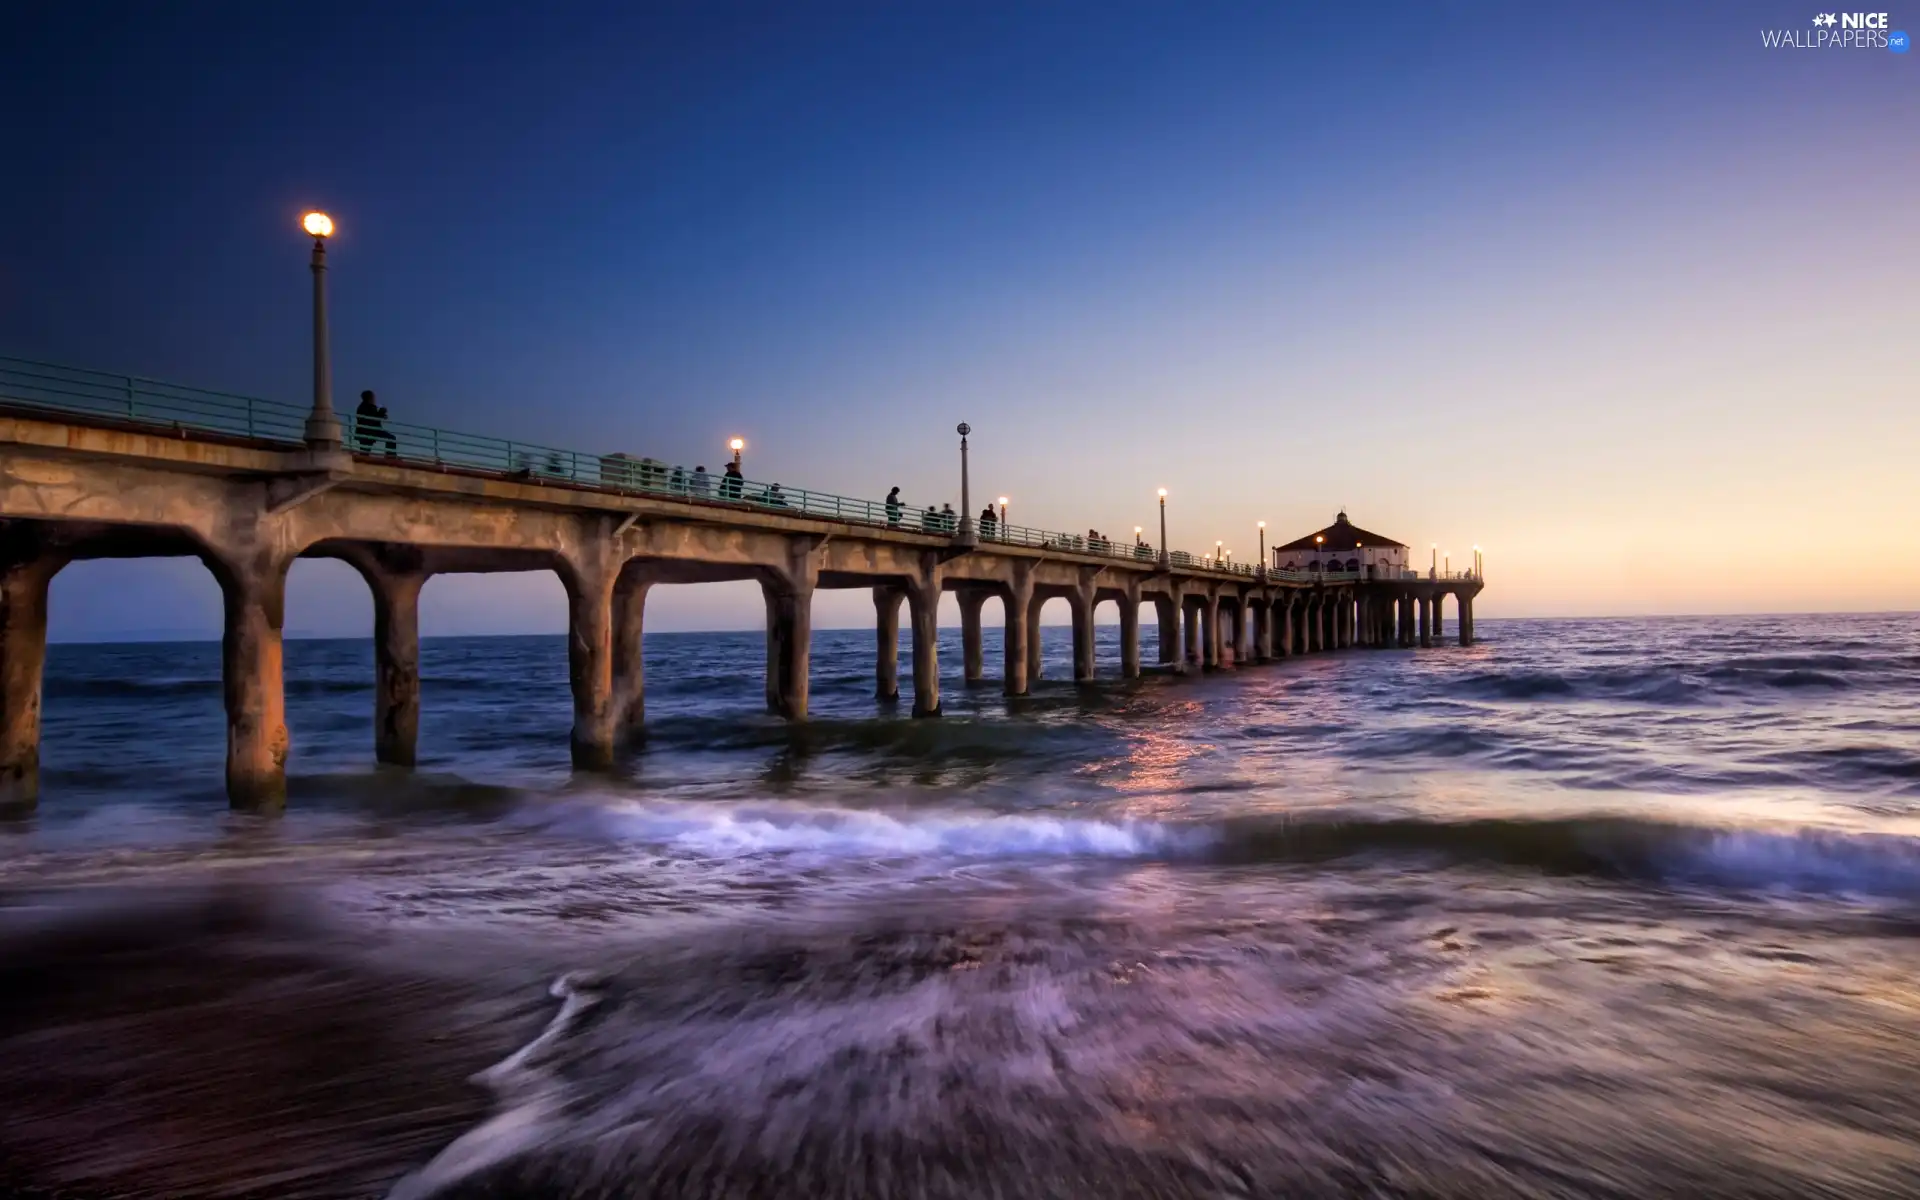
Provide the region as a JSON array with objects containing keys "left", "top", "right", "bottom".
[{"left": 0, "top": 354, "right": 1357, "bottom": 582}]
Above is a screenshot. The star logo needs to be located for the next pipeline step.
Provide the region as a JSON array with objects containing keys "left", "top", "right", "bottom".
[{"left": 1813, "top": 12, "right": 1838, "bottom": 25}]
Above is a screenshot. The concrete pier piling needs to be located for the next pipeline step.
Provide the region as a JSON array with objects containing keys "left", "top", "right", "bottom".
[
  {"left": 612, "top": 569, "right": 650, "bottom": 739},
  {"left": 1071, "top": 583, "right": 1096, "bottom": 683},
  {"left": 873, "top": 586, "right": 903, "bottom": 701},
  {"left": 761, "top": 578, "right": 811, "bottom": 721},
  {"left": 907, "top": 576, "right": 941, "bottom": 717},
  {"left": 1120, "top": 585, "right": 1142, "bottom": 678},
  {"left": 0, "top": 548, "right": 60, "bottom": 809},
  {"left": 1003, "top": 573, "right": 1032, "bottom": 697},
  {"left": 216, "top": 553, "right": 292, "bottom": 810},
  {"left": 959, "top": 589, "right": 987, "bottom": 684},
  {"left": 564, "top": 558, "right": 617, "bottom": 771}
]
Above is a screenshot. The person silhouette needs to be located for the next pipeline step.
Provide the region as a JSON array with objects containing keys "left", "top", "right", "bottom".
[
  {"left": 885, "top": 487, "right": 903, "bottom": 527},
  {"left": 355, "top": 389, "right": 397, "bottom": 456}
]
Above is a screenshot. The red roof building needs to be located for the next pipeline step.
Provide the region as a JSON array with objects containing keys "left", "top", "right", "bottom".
[{"left": 1272, "top": 511, "right": 1410, "bottom": 578}]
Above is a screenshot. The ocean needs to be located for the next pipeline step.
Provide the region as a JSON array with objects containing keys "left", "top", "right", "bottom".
[{"left": 3, "top": 613, "right": 1919, "bottom": 1198}]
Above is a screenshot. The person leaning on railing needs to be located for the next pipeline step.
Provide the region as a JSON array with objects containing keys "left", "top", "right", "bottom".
[{"left": 354, "top": 390, "right": 398, "bottom": 456}]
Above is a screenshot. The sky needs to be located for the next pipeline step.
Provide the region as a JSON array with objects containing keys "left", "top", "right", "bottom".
[{"left": 3, "top": 0, "right": 1914, "bottom": 639}]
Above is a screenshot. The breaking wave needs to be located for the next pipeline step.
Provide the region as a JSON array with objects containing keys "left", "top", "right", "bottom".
[{"left": 510, "top": 797, "right": 1920, "bottom": 900}]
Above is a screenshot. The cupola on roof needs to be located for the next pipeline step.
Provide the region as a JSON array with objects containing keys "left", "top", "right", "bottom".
[{"left": 1273, "top": 510, "right": 1407, "bottom": 552}]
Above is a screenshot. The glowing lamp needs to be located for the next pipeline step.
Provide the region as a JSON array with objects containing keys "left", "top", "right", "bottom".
[{"left": 303, "top": 211, "right": 334, "bottom": 238}]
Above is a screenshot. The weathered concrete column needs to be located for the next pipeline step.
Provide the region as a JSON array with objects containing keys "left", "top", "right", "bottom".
[
  {"left": 1070, "top": 584, "right": 1096, "bottom": 683},
  {"left": 873, "top": 586, "right": 903, "bottom": 701},
  {"left": 1026, "top": 591, "right": 1046, "bottom": 683},
  {"left": 1403, "top": 595, "right": 1418, "bottom": 647},
  {"left": 1120, "top": 587, "right": 1142, "bottom": 679},
  {"left": 762, "top": 577, "right": 813, "bottom": 720},
  {"left": 216, "top": 553, "right": 293, "bottom": 809},
  {"left": 1154, "top": 595, "right": 1178, "bottom": 665},
  {"left": 370, "top": 569, "right": 426, "bottom": 767},
  {"left": 0, "top": 552, "right": 63, "bottom": 809},
  {"left": 1460, "top": 594, "right": 1475, "bottom": 646},
  {"left": 1004, "top": 571, "right": 1033, "bottom": 696},
  {"left": 1203, "top": 592, "right": 1222, "bottom": 670},
  {"left": 907, "top": 573, "right": 942, "bottom": 717},
  {"left": 959, "top": 589, "right": 988, "bottom": 684},
  {"left": 564, "top": 558, "right": 617, "bottom": 769},
  {"left": 1419, "top": 595, "right": 1432, "bottom": 647},
  {"left": 1256, "top": 600, "right": 1275, "bottom": 661},
  {"left": 1277, "top": 597, "right": 1294, "bottom": 657},
  {"left": 1433, "top": 592, "right": 1446, "bottom": 643},
  {"left": 1236, "top": 599, "right": 1256, "bottom": 664},
  {"left": 612, "top": 568, "right": 651, "bottom": 738}
]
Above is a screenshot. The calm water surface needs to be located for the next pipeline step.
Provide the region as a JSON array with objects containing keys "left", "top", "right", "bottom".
[{"left": 4, "top": 614, "right": 1920, "bottom": 1198}]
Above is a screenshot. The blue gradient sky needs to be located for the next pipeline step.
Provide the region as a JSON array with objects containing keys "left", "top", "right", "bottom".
[{"left": 4, "top": 1, "right": 1913, "bottom": 638}]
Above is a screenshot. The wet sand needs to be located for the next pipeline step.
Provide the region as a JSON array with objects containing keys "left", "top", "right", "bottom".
[{"left": 0, "top": 886, "right": 534, "bottom": 1199}]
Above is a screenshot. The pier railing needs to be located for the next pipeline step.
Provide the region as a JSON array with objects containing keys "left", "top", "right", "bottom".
[{"left": 0, "top": 355, "right": 1377, "bottom": 583}]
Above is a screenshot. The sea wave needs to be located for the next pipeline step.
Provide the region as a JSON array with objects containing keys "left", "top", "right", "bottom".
[
  {"left": 1453, "top": 647, "right": 1920, "bottom": 708},
  {"left": 514, "top": 797, "right": 1195, "bottom": 859},
  {"left": 512, "top": 797, "right": 1920, "bottom": 900}
]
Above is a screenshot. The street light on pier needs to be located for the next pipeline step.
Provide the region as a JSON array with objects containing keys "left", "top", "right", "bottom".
[
  {"left": 1473, "top": 544, "right": 1482, "bottom": 579},
  {"left": 1257, "top": 521, "right": 1267, "bottom": 575},
  {"left": 1215, "top": 539, "right": 1224, "bottom": 568},
  {"left": 955, "top": 423, "right": 976, "bottom": 546},
  {"left": 1431, "top": 543, "right": 1437, "bottom": 579},
  {"left": 998, "top": 496, "right": 1008, "bottom": 538},
  {"left": 729, "top": 437, "right": 745, "bottom": 469},
  {"left": 300, "top": 211, "right": 342, "bottom": 450},
  {"left": 1156, "top": 489, "right": 1169, "bottom": 566}
]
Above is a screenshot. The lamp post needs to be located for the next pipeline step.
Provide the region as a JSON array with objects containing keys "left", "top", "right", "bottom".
[
  {"left": 955, "top": 423, "right": 976, "bottom": 545},
  {"left": 998, "top": 496, "right": 1008, "bottom": 541},
  {"left": 301, "top": 211, "right": 342, "bottom": 449},
  {"left": 1157, "top": 489, "right": 1169, "bottom": 566},
  {"left": 1257, "top": 521, "right": 1267, "bottom": 576},
  {"left": 729, "top": 437, "right": 744, "bottom": 469},
  {"left": 1473, "top": 545, "right": 1482, "bottom": 579},
  {"left": 1215, "top": 540, "right": 1224, "bottom": 568},
  {"left": 1314, "top": 533, "right": 1324, "bottom": 576},
  {"left": 1445, "top": 550, "right": 1450, "bottom": 577},
  {"left": 1431, "top": 543, "right": 1437, "bottom": 579}
]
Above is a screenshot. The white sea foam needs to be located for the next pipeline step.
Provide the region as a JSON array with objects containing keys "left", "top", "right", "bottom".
[{"left": 518, "top": 796, "right": 1202, "bottom": 861}]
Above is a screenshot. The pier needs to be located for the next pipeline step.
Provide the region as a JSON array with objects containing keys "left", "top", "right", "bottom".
[{"left": 0, "top": 357, "right": 1482, "bottom": 810}]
